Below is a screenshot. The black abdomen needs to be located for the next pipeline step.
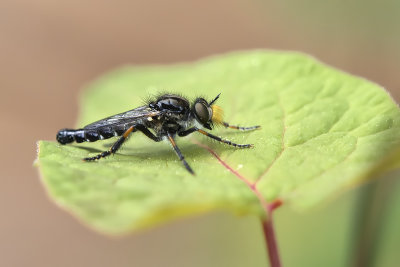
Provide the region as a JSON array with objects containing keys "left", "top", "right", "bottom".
[{"left": 56, "top": 127, "right": 126, "bottom": 144}]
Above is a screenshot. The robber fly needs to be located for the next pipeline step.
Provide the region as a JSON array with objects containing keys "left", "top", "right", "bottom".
[{"left": 56, "top": 93, "right": 260, "bottom": 175}]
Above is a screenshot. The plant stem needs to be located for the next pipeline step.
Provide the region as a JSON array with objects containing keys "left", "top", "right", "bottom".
[
  {"left": 263, "top": 215, "right": 281, "bottom": 267},
  {"left": 192, "top": 142, "right": 283, "bottom": 266},
  {"left": 263, "top": 202, "right": 282, "bottom": 267}
]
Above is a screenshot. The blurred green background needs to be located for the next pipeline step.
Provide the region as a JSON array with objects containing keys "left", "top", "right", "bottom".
[{"left": 0, "top": 0, "right": 399, "bottom": 266}]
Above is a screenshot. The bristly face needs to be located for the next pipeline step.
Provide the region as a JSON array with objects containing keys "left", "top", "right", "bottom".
[{"left": 192, "top": 93, "right": 224, "bottom": 130}]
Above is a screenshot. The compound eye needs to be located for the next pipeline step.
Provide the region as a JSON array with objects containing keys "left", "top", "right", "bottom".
[{"left": 194, "top": 102, "right": 211, "bottom": 125}]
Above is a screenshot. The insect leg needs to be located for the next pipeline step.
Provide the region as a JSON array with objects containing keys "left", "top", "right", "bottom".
[
  {"left": 197, "top": 129, "right": 253, "bottom": 148},
  {"left": 177, "top": 127, "right": 198, "bottom": 137},
  {"left": 167, "top": 133, "right": 195, "bottom": 175},
  {"left": 83, "top": 126, "right": 136, "bottom": 161},
  {"left": 135, "top": 124, "right": 162, "bottom": 142},
  {"left": 222, "top": 122, "right": 260, "bottom": 131}
]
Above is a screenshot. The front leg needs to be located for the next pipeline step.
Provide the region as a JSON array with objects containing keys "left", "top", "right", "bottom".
[
  {"left": 196, "top": 129, "right": 253, "bottom": 148},
  {"left": 178, "top": 127, "right": 198, "bottom": 137},
  {"left": 179, "top": 127, "right": 253, "bottom": 148},
  {"left": 222, "top": 122, "right": 260, "bottom": 131}
]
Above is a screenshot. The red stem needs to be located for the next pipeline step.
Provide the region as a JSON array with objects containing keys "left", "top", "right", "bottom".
[
  {"left": 263, "top": 210, "right": 281, "bottom": 267},
  {"left": 193, "top": 140, "right": 283, "bottom": 266}
]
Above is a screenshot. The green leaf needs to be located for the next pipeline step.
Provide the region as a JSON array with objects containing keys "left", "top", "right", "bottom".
[{"left": 36, "top": 51, "right": 400, "bottom": 234}]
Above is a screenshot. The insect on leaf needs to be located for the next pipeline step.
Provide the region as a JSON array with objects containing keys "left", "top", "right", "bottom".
[{"left": 36, "top": 51, "right": 400, "bottom": 235}]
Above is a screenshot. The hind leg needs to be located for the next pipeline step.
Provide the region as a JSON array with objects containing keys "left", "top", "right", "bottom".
[{"left": 83, "top": 126, "right": 135, "bottom": 161}]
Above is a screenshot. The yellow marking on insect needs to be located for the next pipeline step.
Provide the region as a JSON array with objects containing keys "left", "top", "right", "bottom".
[
  {"left": 197, "top": 129, "right": 209, "bottom": 136},
  {"left": 123, "top": 126, "right": 135, "bottom": 138},
  {"left": 168, "top": 135, "right": 177, "bottom": 147},
  {"left": 211, "top": 105, "right": 224, "bottom": 124}
]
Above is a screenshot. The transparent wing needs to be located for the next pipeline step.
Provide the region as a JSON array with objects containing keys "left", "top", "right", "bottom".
[{"left": 83, "top": 106, "right": 160, "bottom": 129}]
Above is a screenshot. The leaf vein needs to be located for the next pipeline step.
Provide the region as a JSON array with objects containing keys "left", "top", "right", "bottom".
[{"left": 193, "top": 140, "right": 282, "bottom": 216}]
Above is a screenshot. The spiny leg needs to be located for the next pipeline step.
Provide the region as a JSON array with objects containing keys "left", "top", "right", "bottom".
[
  {"left": 167, "top": 133, "right": 195, "bottom": 175},
  {"left": 222, "top": 122, "right": 260, "bottom": 131},
  {"left": 197, "top": 129, "right": 253, "bottom": 148},
  {"left": 83, "top": 126, "right": 135, "bottom": 161},
  {"left": 179, "top": 127, "right": 254, "bottom": 148}
]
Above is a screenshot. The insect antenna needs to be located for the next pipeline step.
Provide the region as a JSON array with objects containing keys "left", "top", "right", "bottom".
[{"left": 209, "top": 93, "right": 221, "bottom": 105}]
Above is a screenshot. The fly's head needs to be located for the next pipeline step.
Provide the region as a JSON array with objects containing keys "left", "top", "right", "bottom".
[{"left": 192, "top": 93, "right": 224, "bottom": 130}]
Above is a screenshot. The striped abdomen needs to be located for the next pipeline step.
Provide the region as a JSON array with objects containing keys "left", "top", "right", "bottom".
[{"left": 56, "top": 127, "right": 127, "bottom": 144}]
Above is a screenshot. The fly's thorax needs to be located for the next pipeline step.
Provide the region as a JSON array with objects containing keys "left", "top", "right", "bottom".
[
  {"left": 149, "top": 94, "right": 190, "bottom": 114},
  {"left": 147, "top": 94, "right": 191, "bottom": 128}
]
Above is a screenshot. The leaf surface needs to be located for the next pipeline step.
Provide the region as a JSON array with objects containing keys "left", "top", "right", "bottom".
[{"left": 36, "top": 51, "right": 400, "bottom": 234}]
